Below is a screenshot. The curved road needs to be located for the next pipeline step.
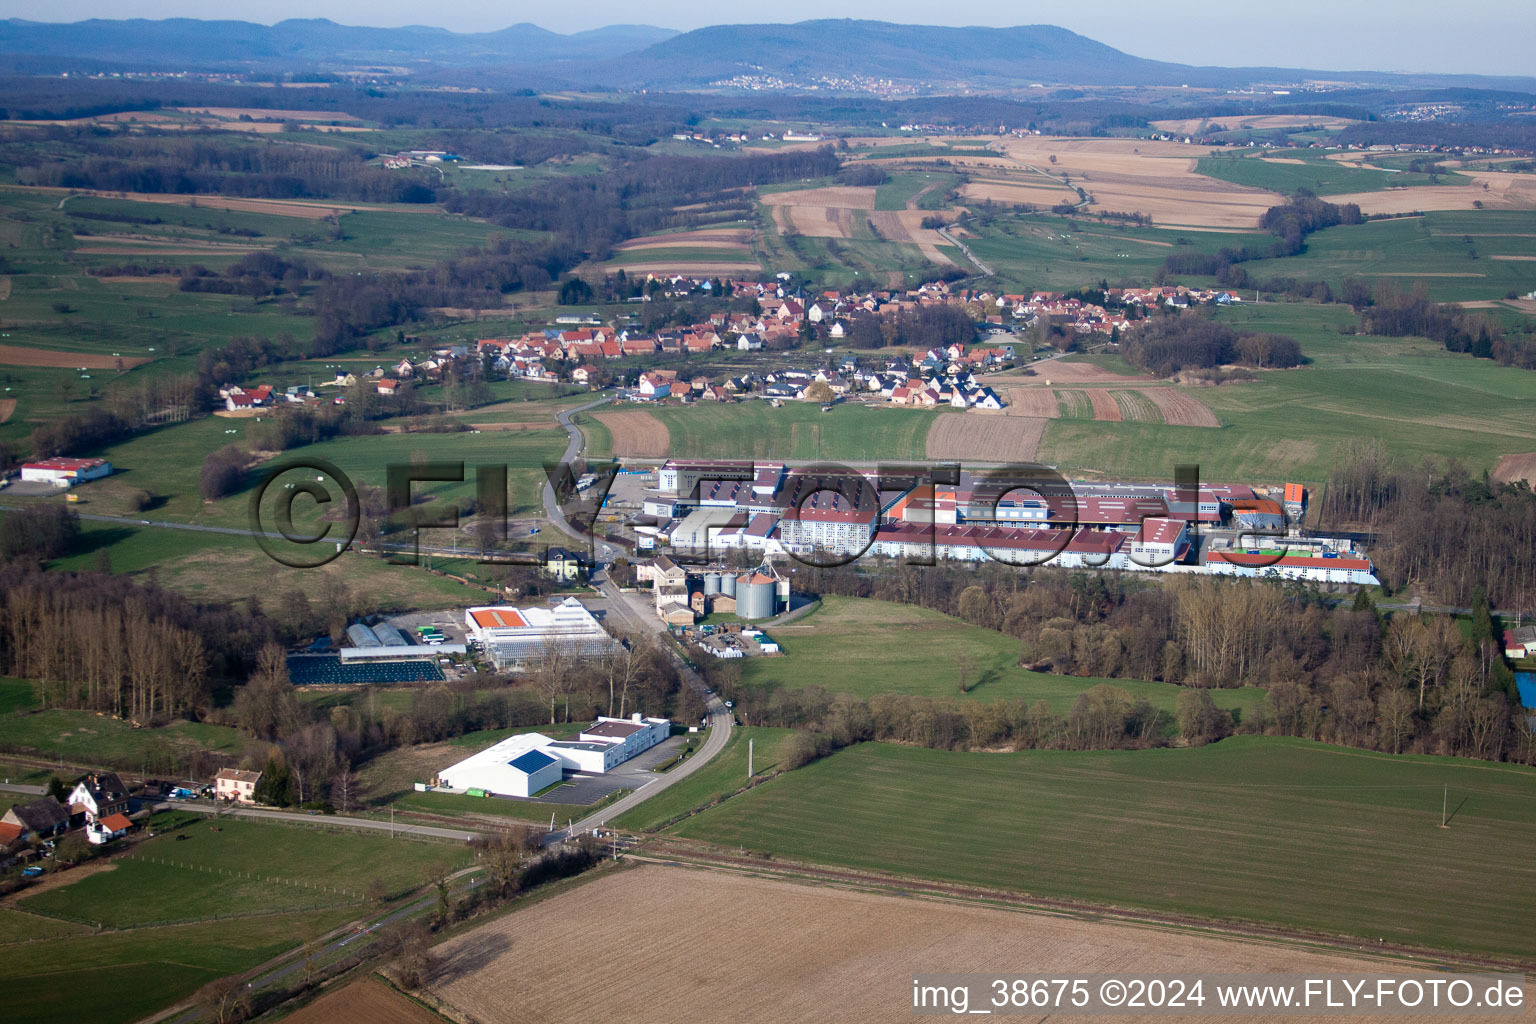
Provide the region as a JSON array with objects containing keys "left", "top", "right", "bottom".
[
  {"left": 539, "top": 392, "right": 736, "bottom": 841},
  {"left": 541, "top": 392, "right": 615, "bottom": 540}
]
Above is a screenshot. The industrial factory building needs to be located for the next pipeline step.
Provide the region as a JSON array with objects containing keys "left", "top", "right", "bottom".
[
  {"left": 432, "top": 713, "right": 671, "bottom": 797},
  {"left": 464, "top": 597, "right": 623, "bottom": 669}
]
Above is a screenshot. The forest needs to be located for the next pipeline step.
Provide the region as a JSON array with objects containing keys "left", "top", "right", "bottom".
[
  {"left": 1119, "top": 316, "right": 1304, "bottom": 375},
  {"left": 702, "top": 553, "right": 1529, "bottom": 766}
]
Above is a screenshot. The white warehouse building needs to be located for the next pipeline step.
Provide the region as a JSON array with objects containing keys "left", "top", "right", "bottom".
[
  {"left": 432, "top": 713, "right": 672, "bottom": 798},
  {"left": 464, "top": 597, "right": 623, "bottom": 669}
]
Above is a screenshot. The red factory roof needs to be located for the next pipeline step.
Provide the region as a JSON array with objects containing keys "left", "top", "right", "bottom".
[
  {"left": 24, "top": 457, "right": 107, "bottom": 472},
  {"left": 1209, "top": 551, "right": 1371, "bottom": 571},
  {"left": 470, "top": 608, "right": 529, "bottom": 629},
  {"left": 1138, "top": 517, "right": 1186, "bottom": 546}
]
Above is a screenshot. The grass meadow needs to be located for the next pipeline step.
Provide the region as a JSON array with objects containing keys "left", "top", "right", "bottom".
[
  {"left": 613, "top": 726, "right": 796, "bottom": 832},
  {"left": 739, "top": 597, "right": 1265, "bottom": 721},
  {"left": 646, "top": 401, "right": 938, "bottom": 461},
  {"left": 5, "top": 814, "right": 467, "bottom": 1024},
  {"left": 671, "top": 736, "right": 1536, "bottom": 959},
  {"left": 1195, "top": 152, "right": 1470, "bottom": 195}
]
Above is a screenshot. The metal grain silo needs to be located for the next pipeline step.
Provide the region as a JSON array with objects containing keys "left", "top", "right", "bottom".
[
  {"left": 737, "top": 575, "right": 775, "bottom": 620},
  {"left": 721, "top": 573, "right": 737, "bottom": 598},
  {"left": 703, "top": 572, "right": 722, "bottom": 596}
]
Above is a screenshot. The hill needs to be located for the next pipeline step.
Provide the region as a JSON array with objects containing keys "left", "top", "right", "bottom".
[{"left": 0, "top": 18, "right": 676, "bottom": 68}]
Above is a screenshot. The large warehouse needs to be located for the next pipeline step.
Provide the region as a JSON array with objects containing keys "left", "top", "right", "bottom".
[
  {"left": 432, "top": 713, "right": 672, "bottom": 797},
  {"left": 20, "top": 457, "right": 113, "bottom": 487},
  {"left": 465, "top": 597, "right": 623, "bottom": 669}
]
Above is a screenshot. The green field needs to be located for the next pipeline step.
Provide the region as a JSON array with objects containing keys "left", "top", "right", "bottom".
[
  {"left": 0, "top": 705, "right": 249, "bottom": 770},
  {"left": 740, "top": 597, "right": 1264, "bottom": 720},
  {"left": 1029, "top": 303, "right": 1536, "bottom": 484},
  {"left": 967, "top": 213, "right": 1271, "bottom": 293},
  {"left": 874, "top": 170, "right": 961, "bottom": 211},
  {"left": 20, "top": 816, "right": 469, "bottom": 927},
  {"left": 672, "top": 737, "right": 1536, "bottom": 958},
  {"left": 640, "top": 402, "right": 938, "bottom": 461},
  {"left": 4, "top": 813, "right": 466, "bottom": 1024},
  {"left": 1249, "top": 209, "right": 1536, "bottom": 303},
  {"left": 2, "top": 908, "right": 360, "bottom": 1024},
  {"left": 1196, "top": 152, "right": 1470, "bottom": 196},
  {"left": 612, "top": 725, "right": 795, "bottom": 831}
]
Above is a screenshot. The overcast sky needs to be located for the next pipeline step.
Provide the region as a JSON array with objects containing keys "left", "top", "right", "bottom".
[{"left": 6, "top": 1, "right": 1533, "bottom": 78}]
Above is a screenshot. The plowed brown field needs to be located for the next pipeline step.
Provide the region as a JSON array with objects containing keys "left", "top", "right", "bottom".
[
  {"left": 0, "top": 345, "right": 150, "bottom": 369},
  {"left": 1086, "top": 389, "right": 1123, "bottom": 422},
  {"left": 594, "top": 410, "right": 670, "bottom": 458},
  {"left": 925, "top": 413, "right": 1046, "bottom": 461},
  {"left": 1143, "top": 388, "right": 1221, "bottom": 428},
  {"left": 282, "top": 978, "right": 440, "bottom": 1024},
  {"left": 1492, "top": 452, "right": 1536, "bottom": 489},
  {"left": 1000, "top": 387, "right": 1059, "bottom": 418},
  {"left": 426, "top": 863, "right": 1501, "bottom": 1024}
]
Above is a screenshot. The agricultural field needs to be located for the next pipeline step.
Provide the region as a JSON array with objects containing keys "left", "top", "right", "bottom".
[
  {"left": 611, "top": 726, "right": 795, "bottom": 832},
  {"left": 3, "top": 907, "right": 360, "bottom": 1024},
  {"left": 925, "top": 412, "right": 1046, "bottom": 461},
  {"left": 738, "top": 596, "right": 1265, "bottom": 721},
  {"left": 671, "top": 737, "right": 1536, "bottom": 959},
  {"left": 1245, "top": 209, "right": 1536, "bottom": 303},
  {"left": 3, "top": 813, "right": 466, "bottom": 1024},
  {"left": 423, "top": 861, "right": 1504, "bottom": 1024},
  {"left": 282, "top": 977, "right": 443, "bottom": 1024},
  {"left": 1029, "top": 303, "right": 1536, "bottom": 485},
  {"left": 20, "top": 817, "right": 470, "bottom": 928},
  {"left": 1195, "top": 152, "right": 1471, "bottom": 196},
  {"left": 964, "top": 212, "right": 1271, "bottom": 293},
  {"left": 641, "top": 401, "right": 939, "bottom": 461},
  {"left": 590, "top": 409, "right": 670, "bottom": 458}
]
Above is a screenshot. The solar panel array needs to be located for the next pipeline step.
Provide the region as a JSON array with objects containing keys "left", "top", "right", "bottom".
[{"left": 285, "top": 655, "right": 444, "bottom": 686}]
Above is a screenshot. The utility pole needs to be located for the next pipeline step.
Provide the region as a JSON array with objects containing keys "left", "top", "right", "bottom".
[
  {"left": 390, "top": 804, "right": 394, "bottom": 838},
  {"left": 748, "top": 738, "right": 754, "bottom": 778},
  {"left": 1441, "top": 785, "right": 1449, "bottom": 829}
]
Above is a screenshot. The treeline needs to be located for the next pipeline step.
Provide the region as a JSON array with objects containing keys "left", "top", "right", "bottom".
[
  {"left": 1119, "top": 316, "right": 1303, "bottom": 375},
  {"left": 1158, "top": 193, "right": 1362, "bottom": 285},
  {"left": 842, "top": 305, "right": 977, "bottom": 350},
  {"left": 0, "top": 567, "right": 277, "bottom": 725},
  {"left": 1354, "top": 281, "right": 1536, "bottom": 370},
  {"left": 15, "top": 132, "right": 439, "bottom": 203},
  {"left": 736, "top": 563, "right": 1530, "bottom": 763},
  {"left": 441, "top": 148, "right": 840, "bottom": 254},
  {"left": 1321, "top": 441, "right": 1536, "bottom": 607}
]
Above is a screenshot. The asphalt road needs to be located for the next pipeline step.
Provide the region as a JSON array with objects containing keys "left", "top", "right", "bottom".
[
  {"left": 542, "top": 392, "right": 614, "bottom": 540},
  {"left": 0, "top": 781, "right": 46, "bottom": 795}
]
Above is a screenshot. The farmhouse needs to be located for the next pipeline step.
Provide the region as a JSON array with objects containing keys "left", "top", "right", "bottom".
[
  {"left": 1505, "top": 625, "right": 1536, "bottom": 660},
  {"left": 68, "top": 771, "right": 129, "bottom": 824},
  {"left": 20, "top": 457, "right": 113, "bottom": 488},
  {"left": 215, "top": 768, "right": 262, "bottom": 805},
  {"left": 2, "top": 797, "right": 70, "bottom": 841}
]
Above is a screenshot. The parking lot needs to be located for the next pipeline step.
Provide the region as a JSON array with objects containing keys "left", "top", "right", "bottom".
[
  {"left": 509, "top": 735, "right": 687, "bottom": 806},
  {"left": 383, "top": 610, "right": 468, "bottom": 646}
]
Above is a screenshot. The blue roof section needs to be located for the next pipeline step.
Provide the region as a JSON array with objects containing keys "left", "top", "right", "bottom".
[{"left": 508, "top": 750, "right": 557, "bottom": 774}]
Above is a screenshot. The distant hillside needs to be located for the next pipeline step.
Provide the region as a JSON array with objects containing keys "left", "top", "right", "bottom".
[
  {"left": 606, "top": 19, "right": 1536, "bottom": 93},
  {"left": 0, "top": 18, "right": 676, "bottom": 68},
  {"left": 0, "top": 18, "right": 1531, "bottom": 94},
  {"left": 616, "top": 20, "right": 1187, "bottom": 88}
]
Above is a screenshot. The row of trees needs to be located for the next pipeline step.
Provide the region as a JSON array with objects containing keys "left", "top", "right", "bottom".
[
  {"left": 1119, "top": 316, "right": 1303, "bottom": 376},
  {"left": 0, "top": 567, "right": 276, "bottom": 724}
]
